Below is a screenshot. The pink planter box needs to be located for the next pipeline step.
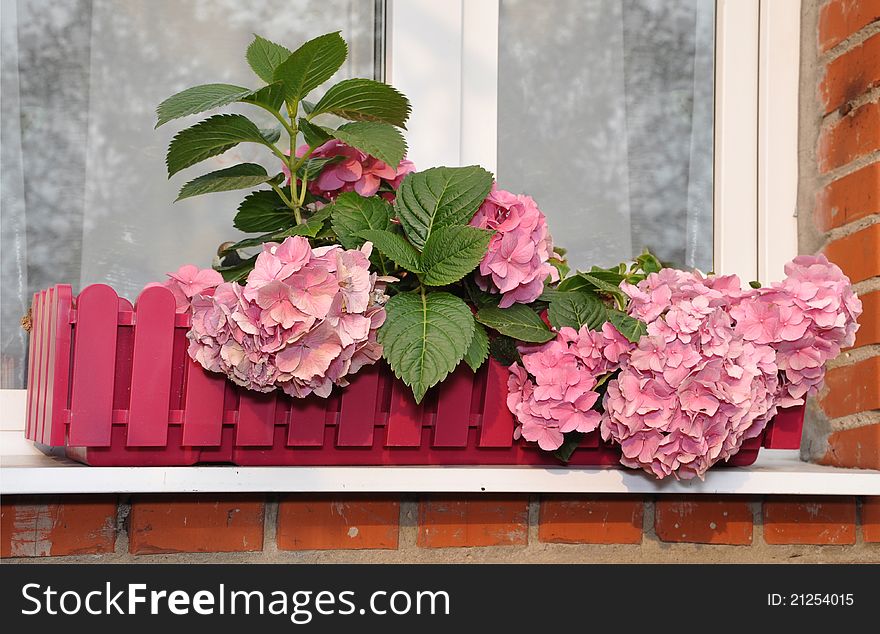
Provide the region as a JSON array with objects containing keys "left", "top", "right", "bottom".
[{"left": 25, "top": 284, "right": 805, "bottom": 467}]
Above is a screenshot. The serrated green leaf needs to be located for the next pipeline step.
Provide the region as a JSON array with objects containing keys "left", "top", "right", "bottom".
[
  {"left": 420, "top": 225, "right": 493, "bottom": 286},
  {"left": 260, "top": 126, "right": 282, "bottom": 144},
  {"left": 488, "top": 335, "right": 522, "bottom": 367},
  {"left": 553, "top": 432, "right": 584, "bottom": 463},
  {"left": 606, "top": 310, "right": 647, "bottom": 343},
  {"left": 234, "top": 189, "right": 294, "bottom": 232},
  {"left": 309, "top": 78, "right": 411, "bottom": 128},
  {"left": 326, "top": 121, "right": 407, "bottom": 169},
  {"left": 547, "top": 290, "right": 606, "bottom": 331},
  {"left": 156, "top": 83, "right": 254, "bottom": 127},
  {"left": 243, "top": 82, "right": 286, "bottom": 111},
  {"left": 273, "top": 32, "right": 347, "bottom": 101},
  {"left": 583, "top": 267, "right": 626, "bottom": 286},
  {"left": 295, "top": 156, "right": 344, "bottom": 181},
  {"left": 223, "top": 209, "right": 330, "bottom": 252},
  {"left": 329, "top": 192, "right": 392, "bottom": 249},
  {"left": 464, "top": 320, "right": 489, "bottom": 372},
  {"left": 394, "top": 166, "right": 493, "bottom": 250},
  {"left": 579, "top": 273, "right": 626, "bottom": 299},
  {"left": 166, "top": 114, "right": 269, "bottom": 177},
  {"left": 358, "top": 229, "right": 421, "bottom": 272},
  {"left": 379, "top": 291, "right": 475, "bottom": 403},
  {"left": 216, "top": 255, "right": 257, "bottom": 283},
  {"left": 246, "top": 35, "right": 292, "bottom": 84},
  {"left": 175, "top": 163, "right": 274, "bottom": 201},
  {"left": 299, "top": 118, "right": 331, "bottom": 148},
  {"left": 476, "top": 305, "right": 554, "bottom": 343}
]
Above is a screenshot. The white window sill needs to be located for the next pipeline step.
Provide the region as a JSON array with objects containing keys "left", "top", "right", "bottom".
[{"left": 2, "top": 450, "right": 878, "bottom": 496}]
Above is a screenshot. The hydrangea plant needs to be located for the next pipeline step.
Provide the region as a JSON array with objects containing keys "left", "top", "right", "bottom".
[{"left": 155, "top": 32, "right": 861, "bottom": 478}]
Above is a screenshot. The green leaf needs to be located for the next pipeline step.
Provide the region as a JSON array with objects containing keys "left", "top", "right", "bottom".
[
  {"left": 223, "top": 209, "right": 330, "bottom": 252},
  {"left": 358, "top": 229, "right": 421, "bottom": 272},
  {"left": 243, "top": 82, "right": 286, "bottom": 111},
  {"left": 749, "top": 280, "right": 762, "bottom": 289},
  {"left": 606, "top": 310, "right": 647, "bottom": 343},
  {"left": 166, "top": 114, "right": 269, "bottom": 177},
  {"left": 578, "top": 273, "right": 627, "bottom": 305},
  {"left": 309, "top": 78, "right": 411, "bottom": 128},
  {"left": 215, "top": 255, "right": 257, "bottom": 283},
  {"left": 326, "top": 121, "right": 407, "bottom": 169},
  {"left": 234, "top": 189, "right": 294, "bottom": 232},
  {"left": 463, "top": 276, "right": 501, "bottom": 309},
  {"left": 299, "top": 118, "right": 332, "bottom": 148},
  {"left": 553, "top": 432, "right": 584, "bottom": 463},
  {"left": 175, "top": 163, "right": 274, "bottom": 201},
  {"left": 634, "top": 249, "right": 663, "bottom": 275},
  {"left": 295, "top": 156, "right": 343, "bottom": 181},
  {"left": 476, "top": 305, "right": 554, "bottom": 343},
  {"left": 547, "top": 291, "right": 606, "bottom": 331},
  {"left": 464, "top": 320, "right": 489, "bottom": 372},
  {"left": 420, "top": 225, "right": 493, "bottom": 286},
  {"left": 246, "top": 35, "right": 292, "bottom": 84},
  {"left": 273, "top": 32, "right": 347, "bottom": 101},
  {"left": 394, "top": 166, "right": 493, "bottom": 250},
  {"left": 260, "top": 126, "right": 282, "bottom": 144},
  {"left": 548, "top": 255, "right": 570, "bottom": 280},
  {"left": 329, "top": 192, "right": 392, "bottom": 249},
  {"left": 488, "top": 335, "right": 522, "bottom": 367},
  {"left": 583, "top": 267, "right": 626, "bottom": 286},
  {"left": 378, "top": 291, "right": 475, "bottom": 403},
  {"left": 156, "top": 84, "right": 254, "bottom": 127}
]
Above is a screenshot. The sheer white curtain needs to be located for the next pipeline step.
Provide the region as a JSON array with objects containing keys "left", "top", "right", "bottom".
[
  {"left": 497, "top": 0, "right": 715, "bottom": 272},
  {"left": 0, "top": 0, "right": 381, "bottom": 387}
]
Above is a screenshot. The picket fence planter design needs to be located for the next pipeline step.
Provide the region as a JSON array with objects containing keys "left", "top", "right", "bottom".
[{"left": 24, "top": 284, "right": 805, "bottom": 467}]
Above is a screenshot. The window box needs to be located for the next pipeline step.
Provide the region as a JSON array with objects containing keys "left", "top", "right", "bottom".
[{"left": 25, "top": 282, "right": 804, "bottom": 468}]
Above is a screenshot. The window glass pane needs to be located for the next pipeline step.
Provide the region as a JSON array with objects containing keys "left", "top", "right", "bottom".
[
  {"left": 0, "top": 0, "right": 382, "bottom": 387},
  {"left": 497, "top": 0, "right": 715, "bottom": 272}
]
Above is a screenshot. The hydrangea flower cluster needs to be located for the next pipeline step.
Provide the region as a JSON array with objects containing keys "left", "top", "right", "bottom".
[
  {"left": 506, "top": 256, "right": 860, "bottom": 479},
  {"left": 730, "top": 255, "right": 862, "bottom": 407},
  {"left": 183, "top": 236, "right": 387, "bottom": 398},
  {"left": 282, "top": 140, "right": 415, "bottom": 200},
  {"left": 470, "top": 185, "right": 558, "bottom": 308},
  {"left": 506, "top": 323, "right": 633, "bottom": 450},
  {"left": 602, "top": 283, "right": 781, "bottom": 480},
  {"left": 146, "top": 264, "right": 224, "bottom": 313}
]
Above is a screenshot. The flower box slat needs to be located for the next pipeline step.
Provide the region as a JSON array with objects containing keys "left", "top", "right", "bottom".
[
  {"left": 236, "top": 391, "right": 277, "bottom": 447},
  {"left": 127, "top": 286, "right": 176, "bottom": 446},
  {"left": 69, "top": 284, "right": 118, "bottom": 447},
  {"left": 181, "top": 357, "right": 226, "bottom": 446},
  {"left": 25, "top": 283, "right": 804, "bottom": 468}
]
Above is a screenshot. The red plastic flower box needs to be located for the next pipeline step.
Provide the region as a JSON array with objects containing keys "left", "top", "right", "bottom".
[{"left": 24, "top": 284, "right": 805, "bottom": 467}]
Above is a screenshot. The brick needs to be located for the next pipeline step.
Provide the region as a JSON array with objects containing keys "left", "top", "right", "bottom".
[
  {"left": 763, "top": 496, "right": 857, "bottom": 544},
  {"left": 818, "top": 101, "right": 880, "bottom": 173},
  {"left": 819, "top": 33, "right": 880, "bottom": 114},
  {"left": 819, "top": 0, "right": 880, "bottom": 53},
  {"left": 862, "top": 496, "right": 880, "bottom": 541},
  {"left": 852, "top": 290, "right": 880, "bottom": 348},
  {"left": 823, "top": 223, "right": 880, "bottom": 283},
  {"left": 820, "top": 356, "right": 880, "bottom": 418},
  {"left": 129, "top": 495, "right": 264, "bottom": 554},
  {"left": 815, "top": 162, "right": 880, "bottom": 231},
  {"left": 276, "top": 496, "right": 399, "bottom": 551},
  {"left": 417, "top": 496, "right": 528, "bottom": 548},
  {"left": 655, "top": 497, "right": 753, "bottom": 545},
  {"left": 538, "top": 497, "right": 643, "bottom": 544},
  {"left": 819, "top": 422, "right": 880, "bottom": 469},
  {"left": 0, "top": 496, "right": 116, "bottom": 558}
]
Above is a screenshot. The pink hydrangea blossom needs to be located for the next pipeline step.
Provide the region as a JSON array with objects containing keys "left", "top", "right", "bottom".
[
  {"left": 730, "top": 254, "right": 861, "bottom": 406},
  {"left": 506, "top": 323, "right": 634, "bottom": 451},
  {"left": 184, "top": 236, "right": 388, "bottom": 398},
  {"left": 145, "top": 264, "right": 223, "bottom": 313},
  {"left": 281, "top": 140, "right": 415, "bottom": 201},
  {"left": 470, "top": 185, "right": 559, "bottom": 308}
]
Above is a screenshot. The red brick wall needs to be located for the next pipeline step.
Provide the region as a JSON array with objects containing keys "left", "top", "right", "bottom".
[
  {"left": 1, "top": 495, "right": 878, "bottom": 561},
  {"left": 812, "top": 0, "right": 880, "bottom": 470}
]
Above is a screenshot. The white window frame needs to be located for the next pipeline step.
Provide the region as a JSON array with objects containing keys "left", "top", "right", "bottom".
[{"left": 386, "top": 0, "right": 800, "bottom": 282}]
